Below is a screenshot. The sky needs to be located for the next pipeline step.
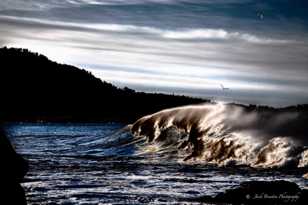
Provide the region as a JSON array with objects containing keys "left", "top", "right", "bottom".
[{"left": 0, "top": 0, "right": 308, "bottom": 106}]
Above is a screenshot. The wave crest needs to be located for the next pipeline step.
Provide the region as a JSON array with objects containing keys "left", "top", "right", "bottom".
[{"left": 130, "top": 103, "right": 308, "bottom": 169}]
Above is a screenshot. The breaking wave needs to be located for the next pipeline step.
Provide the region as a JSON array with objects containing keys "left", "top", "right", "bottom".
[{"left": 130, "top": 102, "right": 308, "bottom": 169}]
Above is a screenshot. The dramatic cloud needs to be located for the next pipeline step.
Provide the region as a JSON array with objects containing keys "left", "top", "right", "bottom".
[
  {"left": 0, "top": 15, "right": 292, "bottom": 44},
  {"left": 0, "top": 0, "right": 307, "bottom": 106}
]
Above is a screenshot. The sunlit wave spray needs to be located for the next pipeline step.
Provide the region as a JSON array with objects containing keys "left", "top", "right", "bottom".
[{"left": 130, "top": 102, "right": 308, "bottom": 170}]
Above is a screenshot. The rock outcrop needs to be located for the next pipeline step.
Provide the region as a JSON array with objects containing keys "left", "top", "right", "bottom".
[{"left": 0, "top": 127, "right": 28, "bottom": 205}]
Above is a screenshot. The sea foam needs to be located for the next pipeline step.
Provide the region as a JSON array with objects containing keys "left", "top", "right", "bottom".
[{"left": 130, "top": 102, "right": 308, "bottom": 169}]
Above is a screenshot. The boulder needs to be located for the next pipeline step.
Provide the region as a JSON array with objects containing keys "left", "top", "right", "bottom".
[{"left": 0, "top": 127, "right": 28, "bottom": 205}]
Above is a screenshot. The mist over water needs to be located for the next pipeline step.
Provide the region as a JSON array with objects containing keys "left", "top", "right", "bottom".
[{"left": 131, "top": 102, "right": 308, "bottom": 169}]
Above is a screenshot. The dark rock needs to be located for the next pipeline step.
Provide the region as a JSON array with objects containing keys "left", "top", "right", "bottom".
[
  {"left": 0, "top": 127, "right": 28, "bottom": 205},
  {"left": 195, "top": 180, "right": 308, "bottom": 205}
]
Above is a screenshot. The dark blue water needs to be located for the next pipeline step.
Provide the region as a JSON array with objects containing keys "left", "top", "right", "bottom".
[{"left": 5, "top": 123, "right": 307, "bottom": 204}]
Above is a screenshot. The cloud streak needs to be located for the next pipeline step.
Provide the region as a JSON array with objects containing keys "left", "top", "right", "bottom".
[
  {"left": 0, "top": 15, "right": 291, "bottom": 44},
  {"left": 0, "top": 0, "right": 254, "bottom": 11},
  {"left": 162, "top": 29, "right": 290, "bottom": 44}
]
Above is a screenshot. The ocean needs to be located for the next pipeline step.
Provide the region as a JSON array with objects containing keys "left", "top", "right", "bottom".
[{"left": 6, "top": 105, "right": 308, "bottom": 204}]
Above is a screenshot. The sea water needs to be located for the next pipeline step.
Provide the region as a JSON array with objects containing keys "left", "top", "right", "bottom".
[{"left": 6, "top": 122, "right": 307, "bottom": 204}]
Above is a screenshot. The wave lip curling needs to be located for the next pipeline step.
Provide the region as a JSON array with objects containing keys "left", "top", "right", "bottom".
[{"left": 130, "top": 102, "right": 308, "bottom": 170}]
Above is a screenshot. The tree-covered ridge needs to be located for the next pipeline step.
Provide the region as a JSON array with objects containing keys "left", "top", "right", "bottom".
[{"left": 0, "top": 47, "right": 206, "bottom": 122}]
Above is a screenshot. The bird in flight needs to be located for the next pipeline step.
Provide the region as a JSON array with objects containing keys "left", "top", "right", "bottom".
[{"left": 220, "top": 84, "right": 230, "bottom": 91}]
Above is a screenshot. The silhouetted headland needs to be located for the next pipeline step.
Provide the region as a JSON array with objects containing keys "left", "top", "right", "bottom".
[
  {"left": 1, "top": 47, "right": 308, "bottom": 123},
  {"left": 0, "top": 47, "right": 206, "bottom": 122}
]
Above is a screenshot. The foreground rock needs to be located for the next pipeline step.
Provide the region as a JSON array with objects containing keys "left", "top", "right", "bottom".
[
  {"left": 194, "top": 180, "right": 308, "bottom": 205},
  {"left": 0, "top": 128, "right": 28, "bottom": 205}
]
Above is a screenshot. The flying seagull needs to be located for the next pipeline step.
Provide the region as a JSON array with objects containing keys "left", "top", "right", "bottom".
[{"left": 220, "top": 84, "right": 230, "bottom": 91}]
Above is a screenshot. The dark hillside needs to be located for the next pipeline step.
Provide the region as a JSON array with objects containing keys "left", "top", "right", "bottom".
[{"left": 0, "top": 47, "right": 206, "bottom": 122}]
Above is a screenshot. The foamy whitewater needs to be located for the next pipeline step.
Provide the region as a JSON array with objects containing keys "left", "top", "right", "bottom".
[{"left": 131, "top": 102, "right": 308, "bottom": 169}]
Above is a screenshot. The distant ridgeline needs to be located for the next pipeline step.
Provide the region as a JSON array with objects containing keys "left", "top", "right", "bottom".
[{"left": 0, "top": 47, "right": 205, "bottom": 122}]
